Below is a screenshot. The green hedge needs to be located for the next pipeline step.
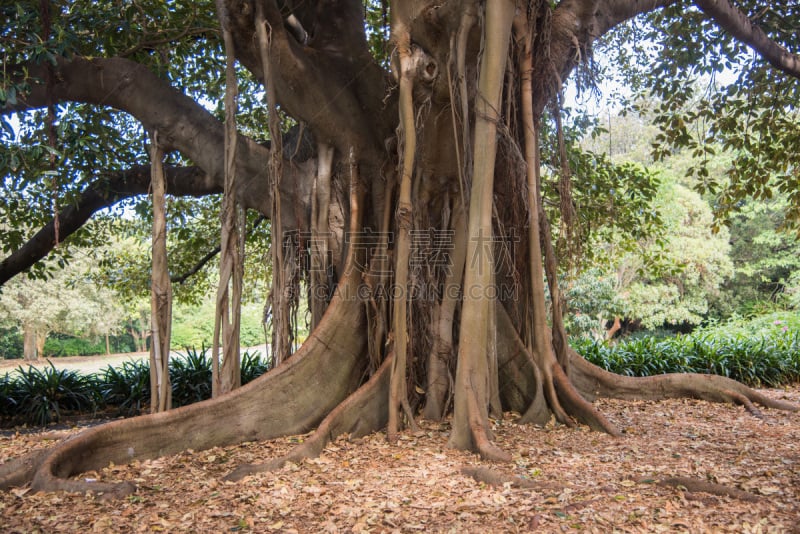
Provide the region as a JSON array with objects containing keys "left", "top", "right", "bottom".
[
  {"left": 0, "top": 348, "right": 271, "bottom": 425},
  {"left": 575, "top": 312, "right": 800, "bottom": 387},
  {"left": 0, "top": 328, "right": 23, "bottom": 360},
  {"left": 43, "top": 334, "right": 134, "bottom": 357}
]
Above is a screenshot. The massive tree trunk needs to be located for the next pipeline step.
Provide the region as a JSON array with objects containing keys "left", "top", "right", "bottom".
[{"left": 2, "top": 0, "right": 800, "bottom": 496}]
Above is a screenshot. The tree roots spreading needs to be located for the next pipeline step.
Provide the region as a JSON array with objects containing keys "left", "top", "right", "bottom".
[
  {"left": 224, "top": 353, "right": 391, "bottom": 481},
  {"left": 0, "top": 266, "right": 367, "bottom": 498},
  {"left": 2, "top": 296, "right": 796, "bottom": 498},
  {"left": 495, "top": 304, "right": 796, "bottom": 433},
  {"left": 569, "top": 348, "right": 799, "bottom": 414}
]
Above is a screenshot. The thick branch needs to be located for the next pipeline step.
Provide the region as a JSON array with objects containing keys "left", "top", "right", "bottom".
[
  {"left": 0, "top": 166, "right": 216, "bottom": 285},
  {"left": 8, "top": 58, "right": 225, "bottom": 176},
  {"left": 223, "top": 0, "right": 393, "bottom": 161},
  {"left": 594, "top": 0, "right": 677, "bottom": 36},
  {"left": 1, "top": 55, "right": 320, "bottom": 284},
  {"left": 3, "top": 56, "right": 288, "bottom": 213},
  {"left": 694, "top": 0, "right": 800, "bottom": 78},
  {"left": 537, "top": 0, "right": 675, "bottom": 110}
]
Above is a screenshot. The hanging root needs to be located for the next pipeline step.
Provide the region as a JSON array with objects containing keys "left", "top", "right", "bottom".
[
  {"left": 225, "top": 354, "right": 392, "bottom": 481},
  {"left": 570, "top": 349, "right": 799, "bottom": 413}
]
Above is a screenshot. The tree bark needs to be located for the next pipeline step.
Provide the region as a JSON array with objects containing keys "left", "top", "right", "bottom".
[
  {"left": 149, "top": 133, "right": 172, "bottom": 414},
  {"left": 449, "top": 0, "right": 515, "bottom": 461},
  {"left": 212, "top": 0, "right": 244, "bottom": 397},
  {"left": 22, "top": 325, "right": 38, "bottom": 361}
]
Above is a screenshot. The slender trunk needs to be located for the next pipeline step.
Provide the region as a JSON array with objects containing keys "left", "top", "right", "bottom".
[
  {"left": 606, "top": 316, "right": 622, "bottom": 340},
  {"left": 35, "top": 332, "right": 46, "bottom": 359},
  {"left": 450, "top": 0, "right": 515, "bottom": 461},
  {"left": 310, "top": 143, "right": 334, "bottom": 330},
  {"left": 149, "top": 131, "right": 172, "bottom": 413},
  {"left": 23, "top": 325, "right": 38, "bottom": 361},
  {"left": 105, "top": 333, "right": 111, "bottom": 355},
  {"left": 213, "top": 0, "right": 243, "bottom": 397},
  {"left": 388, "top": 27, "right": 416, "bottom": 441},
  {"left": 423, "top": 202, "right": 466, "bottom": 420},
  {"left": 128, "top": 328, "right": 141, "bottom": 353},
  {"left": 255, "top": 2, "right": 291, "bottom": 366}
]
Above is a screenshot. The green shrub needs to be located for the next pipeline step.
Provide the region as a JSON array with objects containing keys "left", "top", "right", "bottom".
[
  {"left": 576, "top": 314, "right": 800, "bottom": 387},
  {"left": 42, "top": 334, "right": 136, "bottom": 357},
  {"left": 0, "top": 328, "right": 23, "bottom": 359},
  {"left": 0, "top": 372, "right": 18, "bottom": 417},
  {"left": 13, "top": 362, "right": 103, "bottom": 426},
  {"left": 241, "top": 350, "right": 270, "bottom": 385},
  {"left": 44, "top": 335, "right": 106, "bottom": 357},
  {"left": 169, "top": 346, "right": 212, "bottom": 407},
  {"left": 100, "top": 359, "right": 151, "bottom": 416}
]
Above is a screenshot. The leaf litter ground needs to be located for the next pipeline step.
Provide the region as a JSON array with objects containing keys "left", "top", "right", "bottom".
[{"left": 2, "top": 386, "right": 799, "bottom": 532}]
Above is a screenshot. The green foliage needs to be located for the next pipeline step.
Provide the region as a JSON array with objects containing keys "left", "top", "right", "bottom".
[
  {"left": 11, "top": 362, "right": 102, "bottom": 425},
  {"left": 713, "top": 198, "right": 800, "bottom": 317},
  {"left": 43, "top": 334, "right": 133, "bottom": 357},
  {"left": 1, "top": 345, "right": 272, "bottom": 425},
  {"left": 0, "top": 372, "right": 17, "bottom": 417},
  {"left": 566, "top": 180, "right": 733, "bottom": 334},
  {"left": 240, "top": 350, "right": 270, "bottom": 385},
  {"left": 99, "top": 359, "right": 150, "bottom": 416},
  {"left": 171, "top": 301, "right": 266, "bottom": 348},
  {"left": 540, "top": 109, "right": 664, "bottom": 269},
  {"left": 601, "top": 2, "right": 800, "bottom": 229},
  {"left": 169, "top": 346, "right": 212, "bottom": 407},
  {"left": 0, "top": 328, "right": 23, "bottom": 359},
  {"left": 0, "top": 249, "right": 126, "bottom": 358},
  {"left": 577, "top": 312, "right": 800, "bottom": 387}
]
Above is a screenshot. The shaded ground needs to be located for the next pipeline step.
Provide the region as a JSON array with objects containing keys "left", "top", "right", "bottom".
[{"left": 1, "top": 386, "right": 798, "bottom": 532}]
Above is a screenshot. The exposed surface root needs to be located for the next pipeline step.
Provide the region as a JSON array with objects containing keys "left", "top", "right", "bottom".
[
  {"left": 224, "top": 354, "right": 392, "bottom": 482},
  {"left": 642, "top": 476, "right": 762, "bottom": 502},
  {"left": 571, "top": 350, "right": 799, "bottom": 413},
  {"left": 465, "top": 384, "right": 512, "bottom": 463},
  {"left": 2, "top": 268, "right": 368, "bottom": 497},
  {"left": 0, "top": 450, "right": 50, "bottom": 491},
  {"left": 551, "top": 363, "right": 621, "bottom": 436}
]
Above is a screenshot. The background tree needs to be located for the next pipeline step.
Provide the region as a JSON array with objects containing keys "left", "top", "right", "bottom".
[
  {"left": 0, "top": 251, "right": 124, "bottom": 359},
  {"left": 0, "top": 0, "right": 798, "bottom": 497}
]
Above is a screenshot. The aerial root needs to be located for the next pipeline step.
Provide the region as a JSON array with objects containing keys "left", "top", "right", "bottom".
[
  {"left": 225, "top": 355, "right": 392, "bottom": 482},
  {"left": 517, "top": 357, "right": 550, "bottom": 425},
  {"left": 541, "top": 363, "right": 573, "bottom": 427}
]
